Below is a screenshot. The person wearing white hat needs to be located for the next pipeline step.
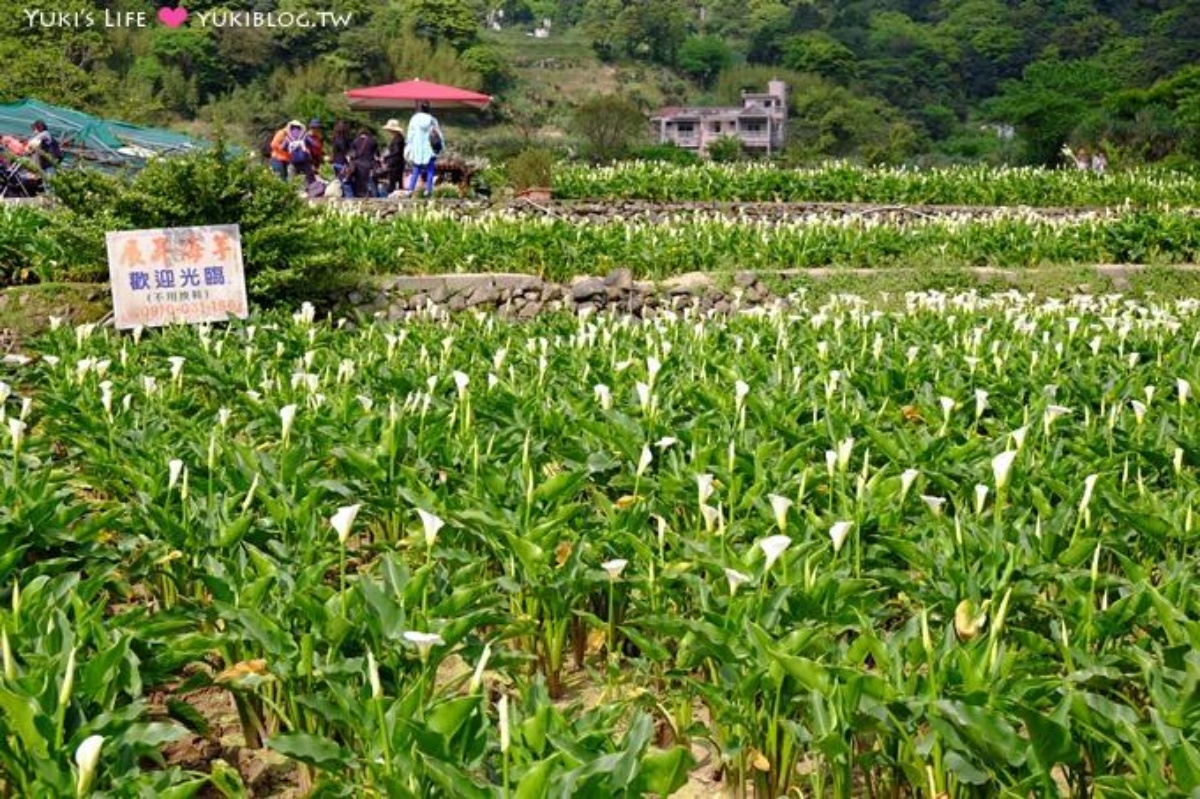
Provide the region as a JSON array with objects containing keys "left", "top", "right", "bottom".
[
  {"left": 381, "top": 119, "right": 406, "bottom": 195},
  {"left": 269, "top": 119, "right": 316, "bottom": 183}
]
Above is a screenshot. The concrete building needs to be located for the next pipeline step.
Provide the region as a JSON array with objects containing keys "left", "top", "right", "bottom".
[{"left": 650, "top": 80, "right": 788, "bottom": 157}]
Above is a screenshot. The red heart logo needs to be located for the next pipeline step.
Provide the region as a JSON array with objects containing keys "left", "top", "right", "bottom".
[{"left": 157, "top": 6, "right": 189, "bottom": 27}]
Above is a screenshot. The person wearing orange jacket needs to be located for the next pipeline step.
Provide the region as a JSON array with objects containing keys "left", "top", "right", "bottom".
[{"left": 269, "top": 120, "right": 316, "bottom": 182}]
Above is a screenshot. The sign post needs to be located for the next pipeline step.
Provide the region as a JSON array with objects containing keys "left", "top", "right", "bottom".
[{"left": 106, "top": 224, "right": 250, "bottom": 330}]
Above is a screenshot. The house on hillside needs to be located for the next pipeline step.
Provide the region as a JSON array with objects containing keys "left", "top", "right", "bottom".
[{"left": 650, "top": 80, "right": 788, "bottom": 157}]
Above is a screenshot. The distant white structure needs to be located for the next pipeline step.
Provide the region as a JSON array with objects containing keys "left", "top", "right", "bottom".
[{"left": 533, "top": 27, "right": 549, "bottom": 38}]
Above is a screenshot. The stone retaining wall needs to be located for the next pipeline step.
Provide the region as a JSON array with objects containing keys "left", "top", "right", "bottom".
[{"left": 346, "top": 265, "right": 1196, "bottom": 321}]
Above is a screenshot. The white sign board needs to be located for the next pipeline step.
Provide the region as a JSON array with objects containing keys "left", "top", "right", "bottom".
[{"left": 106, "top": 224, "right": 249, "bottom": 330}]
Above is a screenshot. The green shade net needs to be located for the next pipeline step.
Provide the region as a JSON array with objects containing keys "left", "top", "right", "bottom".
[{"left": 0, "top": 98, "right": 204, "bottom": 170}]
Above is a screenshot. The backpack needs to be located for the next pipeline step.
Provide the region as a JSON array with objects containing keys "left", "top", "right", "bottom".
[
  {"left": 45, "top": 136, "right": 63, "bottom": 164},
  {"left": 430, "top": 126, "right": 444, "bottom": 155}
]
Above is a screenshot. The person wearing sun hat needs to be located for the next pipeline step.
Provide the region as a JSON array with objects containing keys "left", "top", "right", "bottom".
[
  {"left": 381, "top": 118, "right": 406, "bottom": 195},
  {"left": 269, "top": 119, "right": 316, "bottom": 182}
]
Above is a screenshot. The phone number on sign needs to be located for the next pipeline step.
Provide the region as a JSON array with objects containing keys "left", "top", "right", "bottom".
[{"left": 121, "top": 299, "right": 246, "bottom": 325}]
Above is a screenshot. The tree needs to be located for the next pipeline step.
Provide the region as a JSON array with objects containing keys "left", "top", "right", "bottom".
[
  {"left": 404, "top": 0, "right": 481, "bottom": 50},
  {"left": 617, "top": 0, "right": 689, "bottom": 66},
  {"left": 570, "top": 94, "right": 647, "bottom": 162},
  {"left": 678, "top": 36, "right": 733, "bottom": 89},
  {"left": 781, "top": 32, "right": 859, "bottom": 82},
  {"left": 987, "top": 55, "right": 1119, "bottom": 164}
]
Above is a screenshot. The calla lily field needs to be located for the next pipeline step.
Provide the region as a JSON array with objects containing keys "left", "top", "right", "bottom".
[{"left": 2, "top": 291, "right": 1200, "bottom": 797}]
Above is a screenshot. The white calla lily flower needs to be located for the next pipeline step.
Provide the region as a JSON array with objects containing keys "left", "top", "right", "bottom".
[
  {"left": 417, "top": 509, "right": 444, "bottom": 548},
  {"left": 330, "top": 504, "right": 362, "bottom": 545},
  {"left": 758, "top": 534, "right": 792, "bottom": 572},
  {"left": 828, "top": 521, "right": 853, "bottom": 554}
]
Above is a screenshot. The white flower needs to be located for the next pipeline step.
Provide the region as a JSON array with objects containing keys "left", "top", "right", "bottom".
[
  {"left": 1043, "top": 404, "right": 1071, "bottom": 434},
  {"left": 452, "top": 371, "right": 470, "bottom": 395},
  {"left": 1080, "top": 474, "right": 1098, "bottom": 515},
  {"left": 939, "top": 396, "right": 956, "bottom": 421},
  {"left": 403, "top": 631, "right": 445, "bottom": 652},
  {"left": 992, "top": 450, "right": 1018, "bottom": 491},
  {"left": 646, "top": 356, "right": 662, "bottom": 385},
  {"left": 417, "top": 508, "right": 444, "bottom": 548},
  {"left": 828, "top": 521, "right": 853, "bottom": 554},
  {"left": 280, "top": 404, "right": 297, "bottom": 442},
  {"left": 1179, "top": 378, "right": 1191, "bottom": 407},
  {"left": 921, "top": 495, "right": 946, "bottom": 516},
  {"left": 635, "top": 381, "right": 652, "bottom": 413},
  {"left": 99, "top": 380, "right": 113, "bottom": 415},
  {"left": 767, "top": 494, "right": 792, "bottom": 532},
  {"left": 655, "top": 436, "right": 678, "bottom": 450},
  {"left": 330, "top": 504, "right": 362, "bottom": 545},
  {"left": 1175, "top": 447, "right": 1184, "bottom": 475},
  {"left": 900, "top": 468, "right": 919, "bottom": 498},
  {"left": 974, "top": 484, "right": 989, "bottom": 515},
  {"left": 758, "top": 534, "right": 792, "bottom": 572},
  {"left": 218, "top": 407, "right": 231, "bottom": 427},
  {"left": 734, "top": 379, "right": 750, "bottom": 407},
  {"left": 168, "top": 458, "right": 184, "bottom": 491},
  {"left": 42, "top": 356, "right": 59, "bottom": 368},
  {"left": 600, "top": 558, "right": 628, "bottom": 579},
  {"left": 699, "top": 502, "right": 721, "bottom": 533},
  {"left": 594, "top": 383, "right": 612, "bottom": 410},
  {"left": 487, "top": 373, "right": 499, "bottom": 391},
  {"left": 49, "top": 315, "right": 63, "bottom": 331},
  {"left": 1144, "top": 385, "right": 1155, "bottom": 405},
  {"left": 836, "top": 437, "right": 854, "bottom": 472},
  {"left": 1010, "top": 426, "right": 1028, "bottom": 451},
  {"left": 724, "top": 568, "right": 752, "bottom": 595},
  {"left": 492, "top": 348, "right": 507, "bottom": 371},
  {"left": 469, "top": 643, "right": 492, "bottom": 695},
  {"left": 696, "top": 473, "right": 715, "bottom": 506},
  {"left": 974, "top": 389, "right": 989, "bottom": 420},
  {"left": 1130, "top": 399, "right": 1147, "bottom": 425},
  {"left": 167, "top": 356, "right": 186, "bottom": 381},
  {"left": 825, "top": 449, "right": 837, "bottom": 477},
  {"left": 74, "top": 734, "right": 105, "bottom": 798},
  {"left": 366, "top": 648, "right": 383, "bottom": 700},
  {"left": 636, "top": 445, "right": 652, "bottom": 478},
  {"left": 498, "top": 694, "right": 511, "bottom": 753}
]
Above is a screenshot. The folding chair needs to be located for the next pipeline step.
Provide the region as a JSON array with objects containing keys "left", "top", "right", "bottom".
[{"left": 0, "top": 159, "right": 35, "bottom": 198}]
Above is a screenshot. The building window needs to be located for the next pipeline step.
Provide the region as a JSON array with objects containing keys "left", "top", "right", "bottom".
[
  {"left": 675, "top": 123, "right": 694, "bottom": 134},
  {"left": 744, "top": 122, "right": 764, "bottom": 133}
]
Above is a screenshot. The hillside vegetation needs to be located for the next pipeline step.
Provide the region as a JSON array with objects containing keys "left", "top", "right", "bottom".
[{"left": 1, "top": 0, "right": 1198, "bottom": 164}]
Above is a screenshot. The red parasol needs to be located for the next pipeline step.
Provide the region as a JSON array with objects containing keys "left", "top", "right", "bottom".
[{"left": 345, "top": 79, "right": 492, "bottom": 111}]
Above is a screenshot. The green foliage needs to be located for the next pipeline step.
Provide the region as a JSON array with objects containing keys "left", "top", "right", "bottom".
[
  {"left": 506, "top": 147, "right": 555, "bottom": 189},
  {"left": 404, "top": 0, "right": 483, "bottom": 50},
  {"left": 781, "top": 32, "right": 859, "bottom": 82},
  {"left": 677, "top": 36, "right": 733, "bottom": 90},
  {"left": 570, "top": 94, "right": 647, "bottom": 163},
  {"left": 706, "top": 135, "right": 743, "bottom": 163},
  {"left": 0, "top": 207, "right": 62, "bottom": 287},
  {"left": 46, "top": 146, "right": 355, "bottom": 303},
  {"left": 630, "top": 143, "right": 700, "bottom": 165}
]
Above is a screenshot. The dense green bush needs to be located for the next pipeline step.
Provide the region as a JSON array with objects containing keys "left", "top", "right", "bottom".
[
  {"left": 0, "top": 206, "right": 61, "bottom": 287},
  {"left": 631, "top": 143, "right": 701, "bottom": 165},
  {"left": 707, "top": 135, "right": 745, "bottom": 163},
  {"left": 48, "top": 146, "right": 356, "bottom": 303},
  {"left": 506, "top": 148, "right": 555, "bottom": 190}
]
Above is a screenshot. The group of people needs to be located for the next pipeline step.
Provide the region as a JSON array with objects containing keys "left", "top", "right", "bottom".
[
  {"left": 1068, "top": 145, "right": 1108, "bottom": 174},
  {"left": 0, "top": 120, "right": 64, "bottom": 194},
  {"left": 267, "top": 102, "right": 444, "bottom": 198}
]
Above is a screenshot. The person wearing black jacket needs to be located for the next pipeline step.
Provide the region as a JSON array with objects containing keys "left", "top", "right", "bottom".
[
  {"left": 381, "top": 119, "right": 406, "bottom": 195},
  {"left": 330, "top": 120, "right": 353, "bottom": 195},
  {"left": 350, "top": 126, "right": 379, "bottom": 199}
]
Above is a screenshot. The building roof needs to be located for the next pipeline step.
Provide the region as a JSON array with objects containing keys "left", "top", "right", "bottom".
[{"left": 652, "top": 105, "right": 749, "bottom": 121}]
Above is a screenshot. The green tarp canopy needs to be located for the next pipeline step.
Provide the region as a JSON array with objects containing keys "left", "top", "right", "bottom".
[{"left": 0, "top": 98, "right": 203, "bottom": 169}]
